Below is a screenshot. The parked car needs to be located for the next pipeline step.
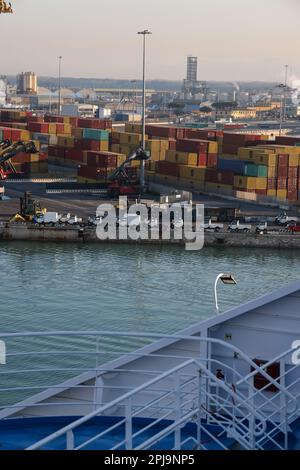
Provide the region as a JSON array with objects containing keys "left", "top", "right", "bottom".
[
  {"left": 88, "top": 215, "right": 103, "bottom": 226},
  {"left": 204, "top": 218, "right": 224, "bottom": 233},
  {"left": 287, "top": 221, "right": 300, "bottom": 233},
  {"left": 68, "top": 215, "right": 83, "bottom": 225},
  {"left": 228, "top": 220, "right": 252, "bottom": 233},
  {"left": 59, "top": 213, "right": 71, "bottom": 224}
]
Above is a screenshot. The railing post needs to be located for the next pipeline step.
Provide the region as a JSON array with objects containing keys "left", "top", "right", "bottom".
[
  {"left": 66, "top": 430, "right": 74, "bottom": 450},
  {"left": 248, "top": 378, "right": 255, "bottom": 449},
  {"left": 125, "top": 398, "right": 133, "bottom": 450},
  {"left": 280, "top": 358, "right": 289, "bottom": 450},
  {"left": 174, "top": 372, "right": 181, "bottom": 449},
  {"left": 197, "top": 369, "right": 203, "bottom": 450}
]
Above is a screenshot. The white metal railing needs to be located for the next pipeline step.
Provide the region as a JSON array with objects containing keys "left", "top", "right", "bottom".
[{"left": 0, "top": 331, "right": 299, "bottom": 450}]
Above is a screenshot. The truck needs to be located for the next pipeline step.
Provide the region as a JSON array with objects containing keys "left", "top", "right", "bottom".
[
  {"left": 67, "top": 215, "right": 83, "bottom": 225},
  {"left": 275, "top": 212, "right": 298, "bottom": 227},
  {"left": 255, "top": 222, "right": 268, "bottom": 234},
  {"left": 34, "top": 212, "right": 61, "bottom": 226},
  {"left": 204, "top": 218, "right": 224, "bottom": 233},
  {"left": 228, "top": 220, "right": 252, "bottom": 233}
]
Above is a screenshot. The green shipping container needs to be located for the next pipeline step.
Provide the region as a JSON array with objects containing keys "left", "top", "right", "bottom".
[
  {"left": 82, "top": 129, "right": 109, "bottom": 141},
  {"left": 0, "top": 130, "right": 3, "bottom": 141},
  {"left": 244, "top": 164, "right": 267, "bottom": 178}
]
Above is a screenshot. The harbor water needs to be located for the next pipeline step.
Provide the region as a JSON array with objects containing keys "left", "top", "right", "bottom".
[{"left": 1, "top": 242, "right": 300, "bottom": 406}]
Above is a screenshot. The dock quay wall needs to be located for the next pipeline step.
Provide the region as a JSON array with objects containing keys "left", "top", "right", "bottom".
[{"left": 1, "top": 223, "right": 300, "bottom": 249}]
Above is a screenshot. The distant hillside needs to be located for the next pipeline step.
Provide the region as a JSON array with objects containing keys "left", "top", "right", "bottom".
[{"left": 5, "top": 75, "right": 275, "bottom": 92}]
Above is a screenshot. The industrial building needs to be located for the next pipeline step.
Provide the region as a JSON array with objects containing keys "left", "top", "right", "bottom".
[{"left": 17, "top": 72, "right": 37, "bottom": 95}]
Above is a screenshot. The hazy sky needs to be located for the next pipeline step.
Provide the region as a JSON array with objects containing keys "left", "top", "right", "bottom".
[{"left": 1, "top": 0, "right": 300, "bottom": 81}]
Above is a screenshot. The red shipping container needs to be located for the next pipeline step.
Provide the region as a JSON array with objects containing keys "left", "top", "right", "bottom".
[
  {"left": 74, "top": 139, "right": 100, "bottom": 151},
  {"left": 187, "top": 129, "right": 222, "bottom": 141},
  {"left": 0, "top": 127, "right": 12, "bottom": 140},
  {"left": 256, "top": 190, "right": 267, "bottom": 196},
  {"left": 86, "top": 152, "right": 117, "bottom": 168},
  {"left": 176, "top": 139, "right": 209, "bottom": 154},
  {"left": 198, "top": 155, "right": 208, "bottom": 166},
  {"left": 267, "top": 178, "right": 277, "bottom": 190},
  {"left": 48, "top": 145, "right": 65, "bottom": 158},
  {"left": 77, "top": 118, "right": 112, "bottom": 130},
  {"left": 288, "top": 167, "right": 298, "bottom": 179},
  {"left": 287, "top": 190, "right": 298, "bottom": 201},
  {"left": 155, "top": 161, "right": 180, "bottom": 177},
  {"left": 168, "top": 139, "right": 177, "bottom": 150},
  {"left": 277, "top": 165, "right": 288, "bottom": 178},
  {"left": 278, "top": 154, "right": 288, "bottom": 167},
  {"left": 11, "top": 129, "right": 22, "bottom": 141},
  {"left": 64, "top": 149, "right": 84, "bottom": 162},
  {"left": 27, "top": 116, "right": 44, "bottom": 124},
  {"left": 146, "top": 125, "right": 176, "bottom": 139},
  {"left": 288, "top": 178, "right": 298, "bottom": 190},
  {"left": 44, "top": 115, "right": 64, "bottom": 123},
  {"left": 276, "top": 136, "right": 300, "bottom": 146},
  {"left": 28, "top": 122, "right": 49, "bottom": 133},
  {"left": 207, "top": 154, "right": 218, "bottom": 168},
  {"left": 277, "top": 177, "right": 288, "bottom": 190}
]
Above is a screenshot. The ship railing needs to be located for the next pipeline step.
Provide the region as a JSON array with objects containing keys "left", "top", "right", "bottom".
[{"left": 0, "top": 331, "right": 298, "bottom": 450}]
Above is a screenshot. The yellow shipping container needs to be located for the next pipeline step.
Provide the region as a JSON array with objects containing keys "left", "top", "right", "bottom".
[
  {"left": 72, "top": 128, "right": 84, "bottom": 138},
  {"left": 30, "top": 153, "right": 41, "bottom": 163},
  {"left": 255, "top": 153, "right": 277, "bottom": 167},
  {"left": 99, "top": 141, "right": 109, "bottom": 152},
  {"left": 179, "top": 165, "right": 206, "bottom": 181},
  {"left": 208, "top": 141, "right": 218, "bottom": 154},
  {"left": 205, "top": 182, "right": 233, "bottom": 193},
  {"left": 48, "top": 123, "right": 57, "bottom": 135},
  {"left": 57, "top": 136, "right": 75, "bottom": 148},
  {"left": 165, "top": 150, "right": 198, "bottom": 166},
  {"left": 234, "top": 176, "right": 256, "bottom": 190},
  {"left": 289, "top": 155, "right": 299, "bottom": 167},
  {"left": 111, "top": 144, "right": 121, "bottom": 154},
  {"left": 267, "top": 190, "right": 277, "bottom": 197},
  {"left": 267, "top": 166, "right": 277, "bottom": 178},
  {"left": 119, "top": 132, "right": 145, "bottom": 145},
  {"left": 256, "top": 177, "right": 267, "bottom": 190},
  {"left": 62, "top": 124, "right": 72, "bottom": 135},
  {"left": 277, "top": 190, "right": 287, "bottom": 200},
  {"left": 20, "top": 130, "right": 30, "bottom": 140}
]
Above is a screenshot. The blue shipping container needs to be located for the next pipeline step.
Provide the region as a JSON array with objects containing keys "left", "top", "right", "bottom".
[
  {"left": 218, "top": 158, "right": 246, "bottom": 175},
  {"left": 82, "top": 129, "right": 109, "bottom": 141}
]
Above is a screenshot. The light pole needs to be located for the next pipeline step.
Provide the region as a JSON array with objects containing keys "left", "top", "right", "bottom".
[
  {"left": 58, "top": 56, "right": 62, "bottom": 115},
  {"left": 277, "top": 83, "right": 287, "bottom": 137},
  {"left": 283, "top": 65, "right": 289, "bottom": 122},
  {"left": 214, "top": 273, "right": 237, "bottom": 314},
  {"left": 137, "top": 29, "right": 152, "bottom": 189}
]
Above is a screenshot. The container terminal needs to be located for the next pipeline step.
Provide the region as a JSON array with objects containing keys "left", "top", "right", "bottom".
[{"left": 0, "top": 109, "right": 300, "bottom": 247}]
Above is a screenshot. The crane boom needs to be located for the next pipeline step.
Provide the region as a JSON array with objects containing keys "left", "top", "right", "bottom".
[{"left": 0, "top": 140, "right": 38, "bottom": 179}]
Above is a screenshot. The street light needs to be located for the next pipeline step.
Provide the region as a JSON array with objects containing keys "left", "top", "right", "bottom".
[
  {"left": 277, "top": 83, "right": 287, "bottom": 137},
  {"left": 214, "top": 273, "right": 237, "bottom": 314},
  {"left": 283, "top": 65, "right": 289, "bottom": 122},
  {"left": 137, "top": 29, "right": 152, "bottom": 189},
  {"left": 58, "top": 56, "right": 62, "bottom": 115}
]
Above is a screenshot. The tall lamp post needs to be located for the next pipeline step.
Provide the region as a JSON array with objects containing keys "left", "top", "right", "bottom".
[
  {"left": 214, "top": 273, "right": 237, "bottom": 314},
  {"left": 283, "top": 65, "right": 289, "bottom": 122},
  {"left": 137, "top": 29, "right": 152, "bottom": 189},
  {"left": 58, "top": 56, "right": 62, "bottom": 115}
]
